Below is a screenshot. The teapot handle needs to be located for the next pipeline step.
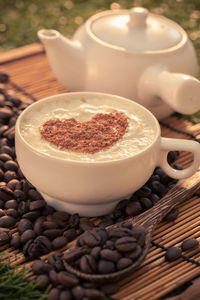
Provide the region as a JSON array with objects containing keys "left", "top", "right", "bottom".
[{"left": 138, "top": 65, "right": 200, "bottom": 114}]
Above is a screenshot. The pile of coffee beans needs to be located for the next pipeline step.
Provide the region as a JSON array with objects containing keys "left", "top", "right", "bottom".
[
  {"left": 0, "top": 74, "right": 187, "bottom": 299},
  {"left": 64, "top": 225, "right": 146, "bottom": 275},
  {"left": 32, "top": 253, "right": 119, "bottom": 299}
]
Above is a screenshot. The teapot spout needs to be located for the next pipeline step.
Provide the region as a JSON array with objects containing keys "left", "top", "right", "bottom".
[{"left": 38, "top": 29, "right": 84, "bottom": 91}]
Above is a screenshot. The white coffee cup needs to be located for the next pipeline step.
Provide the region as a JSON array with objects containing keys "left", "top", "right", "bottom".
[{"left": 15, "top": 92, "right": 200, "bottom": 217}]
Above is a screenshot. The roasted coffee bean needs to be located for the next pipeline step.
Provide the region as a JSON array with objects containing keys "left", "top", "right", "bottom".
[
  {"left": 52, "top": 236, "right": 68, "bottom": 250},
  {"left": 6, "top": 208, "right": 19, "bottom": 218},
  {"left": 64, "top": 228, "right": 77, "bottom": 241},
  {"left": 117, "top": 257, "right": 132, "bottom": 270},
  {"left": 97, "top": 218, "right": 113, "bottom": 228},
  {"left": 151, "top": 193, "right": 160, "bottom": 205},
  {"left": 18, "top": 219, "right": 33, "bottom": 234},
  {"left": 1, "top": 145, "right": 15, "bottom": 158},
  {"left": 108, "top": 227, "right": 134, "bottom": 239},
  {"left": 20, "top": 179, "right": 31, "bottom": 193},
  {"left": 35, "top": 235, "right": 52, "bottom": 252},
  {"left": 48, "top": 288, "right": 60, "bottom": 300},
  {"left": 101, "top": 283, "right": 120, "bottom": 295},
  {"left": 0, "top": 186, "right": 13, "bottom": 201},
  {"left": 64, "top": 247, "right": 88, "bottom": 262},
  {"left": 97, "top": 259, "right": 115, "bottom": 274},
  {"left": 72, "top": 286, "right": 85, "bottom": 300},
  {"left": 79, "top": 230, "right": 101, "bottom": 247},
  {"left": 0, "top": 107, "right": 13, "bottom": 119},
  {"left": 22, "top": 211, "right": 40, "bottom": 221},
  {"left": 181, "top": 238, "right": 199, "bottom": 251},
  {"left": 79, "top": 220, "right": 95, "bottom": 232},
  {"left": 4, "top": 170, "right": 17, "bottom": 182},
  {"left": 167, "top": 151, "right": 179, "bottom": 164},
  {"left": 125, "top": 201, "right": 142, "bottom": 216},
  {"left": 0, "top": 181, "right": 6, "bottom": 187},
  {"left": 18, "top": 201, "right": 29, "bottom": 215},
  {"left": 165, "top": 247, "right": 181, "bottom": 261},
  {"left": 13, "top": 189, "right": 26, "bottom": 201},
  {"left": 91, "top": 246, "right": 101, "bottom": 260},
  {"left": 95, "top": 228, "right": 108, "bottom": 245},
  {"left": 20, "top": 229, "right": 36, "bottom": 244},
  {"left": 148, "top": 174, "right": 160, "bottom": 183},
  {"left": 0, "top": 215, "right": 16, "bottom": 228},
  {"left": 47, "top": 254, "right": 56, "bottom": 266},
  {"left": 84, "top": 289, "right": 102, "bottom": 299},
  {"left": 57, "top": 271, "right": 79, "bottom": 287},
  {"left": 164, "top": 209, "right": 179, "bottom": 222},
  {"left": 43, "top": 221, "right": 59, "bottom": 230},
  {"left": 68, "top": 213, "right": 80, "bottom": 229},
  {"left": 140, "top": 197, "right": 153, "bottom": 210},
  {"left": 32, "top": 260, "right": 52, "bottom": 274},
  {"left": 103, "top": 240, "right": 114, "bottom": 250},
  {"left": 25, "top": 236, "right": 52, "bottom": 259},
  {"left": 150, "top": 181, "right": 166, "bottom": 196},
  {"left": 0, "top": 209, "right": 5, "bottom": 217},
  {"left": 132, "top": 226, "right": 146, "bottom": 246},
  {"left": 4, "top": 160, "right": 18, "bottom": 172},
  {"left": 136, "top": 186, "right": 151, "bottom": 197},
  {"left": 100, "top": 249, "right": 121, "bottom": 262},
  {"left": 60, "top": 290, "right": 72, "bottom": 300},
  {"left": 0, "top": 227, "right": 12, "bottom": 245},
  {"left": 5, "top": 199, "right": 18, "bottom": 209},
  {"left": 9, "top": 96, "right": 21, "bottom": 107},
  {"left": 28, "top": 189, "right": 42, "bottom": 200},
  {"left": 53, "top": 211, "right": 69, "bottom": 221},
  {"left": 0, "top": 73, "right": 9, "bottom": 83},
  {"left": 49, "top": 269, "right": 59, "bottom": 286},
  {"left": 35, "top": 274, "right": 49, "bottom": 290},
  {"left": 115, "top": 236, "right": 137, "bottom": 252},
  {"left": 55, "top": 258, "right": 65, "bottom": 271},
  {"left": 10, "top": 235, "right": 21, "bottom": 249},
  {"left": 22, "top": 239, "right": 33, "bottom": 256},
  {"left": 128, "top": 245, "right": 142, "bottom": 260},
  {"left": 29, "top": 200, "right": 46, "bottom": 211},
  {"left": 80, "top": 255, "right": 96, "bottom": 274},
  {"left": 33, "top": 216, "right": 45, "bottom": 235},
  {"left": 43, "top": 229, "right": 63, "bottom": 240},
  {"left": 42, "top": 205, "right": 55, "bottom": 216}
]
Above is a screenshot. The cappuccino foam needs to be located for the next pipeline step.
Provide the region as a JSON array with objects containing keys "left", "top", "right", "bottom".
[{"left": 20, "top": 96, "right": 157, "bottom": 162}]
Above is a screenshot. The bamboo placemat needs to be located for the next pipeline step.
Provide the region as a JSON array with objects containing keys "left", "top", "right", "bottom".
[{"left": 0, "top": 44, "right": 200, "bottom": 300}]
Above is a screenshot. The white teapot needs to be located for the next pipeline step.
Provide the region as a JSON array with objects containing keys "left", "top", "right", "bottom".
[{"left": 38, "top": 7, "right": 200, "bottom": 119}]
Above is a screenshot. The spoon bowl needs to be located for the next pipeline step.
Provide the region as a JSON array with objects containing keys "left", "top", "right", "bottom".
[{"left": 63, "top": 171, "right": 200, "bottom": 282}]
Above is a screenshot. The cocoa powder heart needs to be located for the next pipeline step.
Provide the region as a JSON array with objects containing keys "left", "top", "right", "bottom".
[{"left": 40, "top": 112, "right": 129, "bottom": 154}]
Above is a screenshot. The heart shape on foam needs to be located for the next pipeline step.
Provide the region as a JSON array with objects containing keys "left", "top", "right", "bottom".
[{"left": 40, "top": 112, "right": 129, "bottom": 154}]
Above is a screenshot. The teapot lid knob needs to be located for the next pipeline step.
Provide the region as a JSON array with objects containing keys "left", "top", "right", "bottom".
[{"left": 128, "top": 7, "right": 149, "bottom": 28}]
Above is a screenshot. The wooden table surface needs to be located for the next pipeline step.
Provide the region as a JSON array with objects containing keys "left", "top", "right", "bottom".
[{"left": 0, "top": 44, "right": 200, "bottom": 300}]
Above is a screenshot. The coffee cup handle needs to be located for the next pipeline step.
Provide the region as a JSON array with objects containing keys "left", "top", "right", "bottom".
[{"left": 158, "top": 137, "right": 200, "bottom": 179}]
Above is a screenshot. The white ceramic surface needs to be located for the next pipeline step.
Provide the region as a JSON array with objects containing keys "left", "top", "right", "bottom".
[
  {"left": 15, "top": 92, "right": 200, "bottom": 217},
  {"left": 37, "top": 7, "right": 200, "bottom": 119}
]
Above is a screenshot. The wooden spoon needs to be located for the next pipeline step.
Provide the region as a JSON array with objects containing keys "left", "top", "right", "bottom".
[{"left": 64, "top": 171, "right": 200, "bottom": 282}]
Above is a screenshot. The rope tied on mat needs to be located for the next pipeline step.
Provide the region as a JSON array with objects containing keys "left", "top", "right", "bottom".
[{"left": 151, "top": 241, "right": 200, "bottom": 267}]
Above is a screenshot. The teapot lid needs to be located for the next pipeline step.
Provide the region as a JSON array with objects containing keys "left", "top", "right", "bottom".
[{"left": 90, "top": 7, "right": 183, "bottom": 52}]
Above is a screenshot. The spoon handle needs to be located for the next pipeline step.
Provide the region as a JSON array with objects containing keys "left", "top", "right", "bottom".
[{"left": 130, "top": 170, "right": 200, "bottom": 228}]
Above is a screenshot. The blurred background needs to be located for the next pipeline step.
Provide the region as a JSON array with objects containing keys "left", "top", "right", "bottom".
[{"left": 0, "top": 0, "right": 200, "bottom": 122}]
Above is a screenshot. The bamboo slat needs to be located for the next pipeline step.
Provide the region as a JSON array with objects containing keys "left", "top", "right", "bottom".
[{"left": 0, "top": 44, "right": 200, "bottom": 300}]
